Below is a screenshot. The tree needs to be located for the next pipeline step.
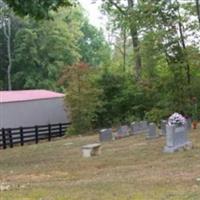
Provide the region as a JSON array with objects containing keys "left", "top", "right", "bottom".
[
  {"left": 0, "top": 1, "right": 12, "bottom": 90},
  {"left": 102, "top": 0, "right": 142, "bottom": 81},
  {"left": 2, "top": 0, "right": 73, "bottom": 19},
  {"left": 127, "top": 0, "right": 142, "bottom": 81},
  {"left": 3, "top": 16, "right": 12, "bottom": 90},
  {"left": 12, "top": 7, "right": 82, "bottom": 90},
  {"left": 60, "top": 62, "right": 102, "bottom": 134},
  {"left": 78, "top": 19, "right": 111, "bottom": 67},
  {"left": 195, "top": 0, "right": 200, "bottom": 25},
  {"left": 108, "top": 26, "right": 129, "bottom": 73},
  {"left": 138, "top": 0, "right": 199, "bottom": 112},
  {"left": 144, "top": 0, "right": 190, "bottom": 111},
  {"left": 0, "top": 5, "right": 111, "bottom": 91}
]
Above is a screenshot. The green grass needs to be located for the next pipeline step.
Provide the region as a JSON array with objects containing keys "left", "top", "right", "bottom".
[{"left": 1, "top": 130, "right": 200, "bottom": 200}]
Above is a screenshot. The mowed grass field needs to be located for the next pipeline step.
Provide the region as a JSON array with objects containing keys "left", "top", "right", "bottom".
[{"left": 1, "top": 129, "right": 200, "bottom": 200}]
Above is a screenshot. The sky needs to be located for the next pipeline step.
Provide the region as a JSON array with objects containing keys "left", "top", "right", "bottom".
[{"left": 78, "top": 0, "right": 107, "bottom": 32}]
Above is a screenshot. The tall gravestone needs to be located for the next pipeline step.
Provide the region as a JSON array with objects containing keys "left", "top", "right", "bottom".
[
  {"left": 99, "top": 128, "right": 113, "bottom": 142},
  {"left": 164, "top": 125, "right": 192, "bottom": 153},
  {"left": 146, "top": 123, "right": 157, "bottom": 139}
]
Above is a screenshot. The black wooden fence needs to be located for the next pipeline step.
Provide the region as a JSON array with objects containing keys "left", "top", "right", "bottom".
[{"left": 0, "top": 123, "right": 71, "bottom": 149}]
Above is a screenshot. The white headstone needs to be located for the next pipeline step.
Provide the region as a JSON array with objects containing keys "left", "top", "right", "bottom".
[{"left": 146, "top": 123, "right": 157, "bottom": 139}]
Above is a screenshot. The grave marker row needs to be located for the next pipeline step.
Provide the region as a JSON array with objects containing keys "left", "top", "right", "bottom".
[
  {"left": 99, "top": 118, "right": 192, "bottom": 154},
  {"left": 99, "top": 121, "right": 158, "bottom": 142}
]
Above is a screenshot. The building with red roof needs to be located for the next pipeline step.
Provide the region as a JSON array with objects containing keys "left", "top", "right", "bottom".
[{"left": 0, "top": 90, "right": 68, "bottom": 129}]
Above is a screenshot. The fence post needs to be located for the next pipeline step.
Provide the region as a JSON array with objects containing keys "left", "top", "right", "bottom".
[
  {"left": 35, "top": 126, "right": 38, "bottom": 144},
  {"left": 59, "top": 123, "right": 62, "bottom": 137},
  {"left": 8, "top": 129, "right": 13, "bottom": 148},
  {"left": 48, "top": 124, "right": 51, "bottom": 141},
  {"left": 2, "top": 128, "right": 6, "bottom": 149},
  {"left": 20, "top": 127, "right": 24, "bottom": 146}
]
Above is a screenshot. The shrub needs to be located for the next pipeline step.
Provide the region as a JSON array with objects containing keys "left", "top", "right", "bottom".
[
  {"left": 62, "top": 62, "right": 102, "bottom": 134},
  {"left": 145, "top": 108, "right": 171, "bottom": 125}
]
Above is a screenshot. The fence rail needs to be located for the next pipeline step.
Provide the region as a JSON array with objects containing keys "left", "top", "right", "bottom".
[{"left": 0, "top": 123, "right": 71, "bottom": 149}]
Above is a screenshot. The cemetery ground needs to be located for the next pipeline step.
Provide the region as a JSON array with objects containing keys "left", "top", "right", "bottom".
[{"left": 1, "top": 130, "right": 200, "bottom": 200}]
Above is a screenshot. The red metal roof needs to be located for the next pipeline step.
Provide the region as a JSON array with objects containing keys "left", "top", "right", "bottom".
[{"left": 0, "top": 90, "right": 65, "bottom": 103}]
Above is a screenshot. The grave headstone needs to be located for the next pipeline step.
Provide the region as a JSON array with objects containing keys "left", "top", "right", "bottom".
[
  {"left": 114, "top": 125, "right": 130, "bottom": 139},
  {"left": 164, "top": 125, "right": 192, "bottom": 153},
  {"left": 130, "top": 122, "right": 138, "bottom": 135},
  {"left": 140, "top": 121, "right": 148, "bottom": 130},
  {"left": 131, "top": 122, "right": 141, "bottom": 135},
  {"left": 130, "top": 121, "right": 149, "bottom": 135},
  {"left": 99, "top": 128, "right": 113, "bottom": 142},
  {"left": 146, "top": 123, "right": 157, "bottom": 139},
  {"left": 160, "top": 120, "right": 167, "bottom": 135}
]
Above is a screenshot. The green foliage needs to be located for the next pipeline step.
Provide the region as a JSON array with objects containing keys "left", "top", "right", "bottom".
[
  {"left": 62, "top": 62, "right": 102, "bottom": 134},
  {"left": 78, "top": 20, "right": 111, "bottom": 67},
  {"left": 96, "top": 70, "right": 154, "bottom": 127},
  {"left": 191, "top": 97, "right": 198, "bottom": 121},
  {"left": 145, "top": 108, "right": 171, "bottom": 125},
  {"left": 0, "top": 5, "right": 111, "bottom": 91},
  {"left": 192, "top": 104, "right": 198, "bottom": 121},
  {"left": 1, "top": 0, "right": 200, "bottom": 135},
  {"left": 3, "top": 0, "right": 74, "bottom": 19},
  {"left": 12, "top": 8, "right": 81, "bottom": 90}
]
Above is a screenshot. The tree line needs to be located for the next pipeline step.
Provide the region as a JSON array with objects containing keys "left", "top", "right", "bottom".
[{"left": 0, "top": 0, "right": 200, "bottom": 134}]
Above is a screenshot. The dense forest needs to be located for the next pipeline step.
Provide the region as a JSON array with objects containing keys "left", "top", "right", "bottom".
[{"left": 0, "top": 0, "right": 200, "bottom": 134}]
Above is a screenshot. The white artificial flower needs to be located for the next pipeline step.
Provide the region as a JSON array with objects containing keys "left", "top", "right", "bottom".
[{"left": 168, "top": 113, "right": 186, "bottom": 126}]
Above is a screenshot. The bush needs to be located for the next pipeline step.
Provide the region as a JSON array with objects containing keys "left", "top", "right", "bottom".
[
  {"left": 62, "top": 62, "right": 102, "bottom": 134},
  {"left": 145, "top": 108, "right": 171, "bottom": 125}
]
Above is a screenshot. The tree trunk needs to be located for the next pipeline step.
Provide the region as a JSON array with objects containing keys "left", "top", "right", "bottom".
[
  {"left": 175, "top": 0, "right": 191, "bottom": 85},
  {"left": 122, "top": 28, "right": 127, "bottom": 72},
  {"left": 130, "top": 28, "right": 142, "bottom": 81},
  {"left": 127, "top": 0, "right": 142, "bottom": 81},
  {"left": 3, "top": 16, "right": 12, "bottom": 90},
  {"left": 178, "top": 20, "right": 191, "bottom": 85},
  {"left": 195, "top": 0, "right": 200, "bottom": 25}
]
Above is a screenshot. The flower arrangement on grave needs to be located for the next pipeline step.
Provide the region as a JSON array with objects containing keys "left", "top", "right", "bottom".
[
  {"left": 168, "top": 112, "right": 186, "bottom": 127},
  {"left": 164, "top": 113, "right": 192, "bottom": 153}
]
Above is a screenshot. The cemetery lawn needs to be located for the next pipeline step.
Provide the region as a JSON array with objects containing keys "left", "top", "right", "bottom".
[{"left": 1, "top": 130, "right": 200, "bottom": 200}]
